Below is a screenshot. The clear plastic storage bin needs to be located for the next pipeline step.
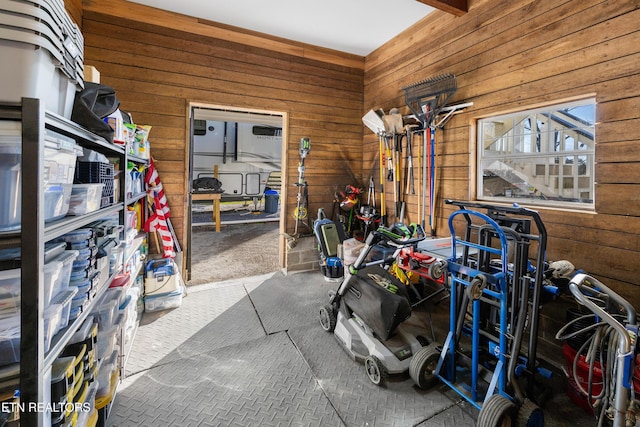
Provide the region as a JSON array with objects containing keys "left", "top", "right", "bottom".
[
  {"left": 1, "top": 261, "right": 68, "bottom": 316},
  {"left": 43, "top": 183, "right": 73, "bottom": 222},
  {"left": 92, "top": 299, "right": 117, "bottom": 331},
  {"left": 144, "top": 287, "right": 183, "bottom": 313},
  {"left": 0, "top": 315, "right": 20, "bottom": 366},
  {"left": 68, "top": 184, "right": 104, "bottom": 215},
  {"left": 51, "top": 250, "right": 79, "bottom": 297},
  {"left": 43, "top": 258, "right": 64, "bottom": 309},
  {"left": 97, "top": 325, "right": 117, "bottom": 361},
  {"left": 0, "top": 269, "right": 20, "bottom": 318},
  {"left": 0, "top": 122, "right": 80, "bottom": 231},
  {"left": 44, "top": 303, "right": 63, "bottom": 353},
  {"left": 50, "top": 286, "right": 78, "bottom": 334}
]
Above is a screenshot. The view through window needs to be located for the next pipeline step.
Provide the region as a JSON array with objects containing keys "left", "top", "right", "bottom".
[{"left": 477, "top": 99, "right": 595, "bottom": 209}]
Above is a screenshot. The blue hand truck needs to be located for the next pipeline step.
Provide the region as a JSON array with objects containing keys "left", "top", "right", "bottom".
[{"left": 410, "top": 200, "right": 554, "bottom": 426}]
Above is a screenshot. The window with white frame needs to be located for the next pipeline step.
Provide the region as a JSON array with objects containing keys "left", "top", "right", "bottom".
[{"left": 477, "top": 99, "right": 595, "bottom": 209}]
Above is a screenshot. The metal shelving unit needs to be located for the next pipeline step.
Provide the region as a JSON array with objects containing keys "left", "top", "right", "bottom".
[{"left": 0, "top": 98, "right": 127, "bottom": 426}]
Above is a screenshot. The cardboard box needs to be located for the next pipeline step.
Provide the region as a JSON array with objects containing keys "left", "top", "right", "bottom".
[{"left": 84, "top": 65, "right": 100, "bottom": 83}]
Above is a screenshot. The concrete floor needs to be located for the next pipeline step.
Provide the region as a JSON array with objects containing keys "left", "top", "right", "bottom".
[
  {"left": 107, "top": 270, "right": 595, "bottom": 427},
  {"left": 187, "top": 221, "right": 280, "bottom": 285}
]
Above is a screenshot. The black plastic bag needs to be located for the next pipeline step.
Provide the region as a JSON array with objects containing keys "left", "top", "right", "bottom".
[
  {"left": 193, "top": 177, "right": 223, "bottom": 192},
  {"left": 71, "top": 82, "right": 120, "bottom": 143}
]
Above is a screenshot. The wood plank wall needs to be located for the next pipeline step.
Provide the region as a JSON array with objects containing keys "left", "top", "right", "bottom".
[
  {"left": 365, "top": 0, "right": 640, "bottom": 355},
  {"left": 64, "top": 0, "right": 82, "bottom": 27},
  {"left": 75, "top": 0, "right": 639, "bottom": 359},
  {"left": 80, "top": 0, "right": 365, "bottom": 268}
]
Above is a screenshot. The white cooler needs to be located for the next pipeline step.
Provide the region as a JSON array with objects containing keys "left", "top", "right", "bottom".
[{"left": 145, "top": 259, "right": 181, "bottom": 296}]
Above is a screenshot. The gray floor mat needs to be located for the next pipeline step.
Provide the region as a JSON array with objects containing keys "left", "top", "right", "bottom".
[
  {"left": 110, "top": 332, "right": 343, "bottom": 427},
  {"left": 112, "top": 269, "right": 592, "bottom": 426},
  {"left": 247, "top": 271, "right": 335, "bottom": 334},
  {"left": 125, "top": 282, "right": 265, "bottom": 375},
  {"left": 414, "top": 402, "right": 477, "bottom": 427},
  {"left": 288, "top": 324, "right": 468, "bottom": 427}
]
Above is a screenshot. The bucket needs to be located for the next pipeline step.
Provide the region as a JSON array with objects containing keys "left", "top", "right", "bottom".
[{"left": 264, "top": 190, "right": 279, "bottom": 214}]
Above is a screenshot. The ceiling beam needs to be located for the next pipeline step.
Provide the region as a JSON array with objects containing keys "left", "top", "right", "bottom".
[{"left": 416, "top": 0, "right": 468, "bottom": 16}]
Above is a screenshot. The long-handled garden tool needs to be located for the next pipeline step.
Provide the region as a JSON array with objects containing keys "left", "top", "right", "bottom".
[
  {"left": 362, "top": 109, "right": 387, "bottom": 226},
  {"left": 429, "top": 127, "right": 436, "bottom": 235},
  {"left": 394, "top": 131, "right": 404, "bottom": 219},
  {"left": 356, "top": 176, "right": 379, "bottom": 239},
  {"left": 402, "top": 73, "right": 457, "bottom": 233},
  {"left": 293, "top": 137, "right": 311, "bottom": 236},
  {"left": 404, "top": 125, "right": 419, "bottom": 197},
  {"left": 383, "top": 108, "right": 404, "bottom": 221}
]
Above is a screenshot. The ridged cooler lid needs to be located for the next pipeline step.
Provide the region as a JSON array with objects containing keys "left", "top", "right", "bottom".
[
  {"left": 0, "top": 26, "right": 67, "bottom": 79},
  {"left": 0, "top": 13, "right": 65, "bottom": 61},
  {"left": 0, "top": 2, "right": 64, "bottom": 42}
]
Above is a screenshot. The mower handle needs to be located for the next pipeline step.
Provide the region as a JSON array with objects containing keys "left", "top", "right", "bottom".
[{"left": 374, "top": 223, "right": 426, "bottom": 247}]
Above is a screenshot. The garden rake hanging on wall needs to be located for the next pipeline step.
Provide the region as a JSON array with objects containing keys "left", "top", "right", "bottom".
[{"left": 402, "top": 73, "right": 457, "bottom": 235}]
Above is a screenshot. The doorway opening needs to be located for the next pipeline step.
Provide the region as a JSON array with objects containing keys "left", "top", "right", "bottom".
[{"left": 186, "top": 103, "right": 287, "bottom": 285}]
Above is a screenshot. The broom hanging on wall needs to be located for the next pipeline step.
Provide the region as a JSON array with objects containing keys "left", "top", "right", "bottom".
[{"left": 402, "top": 73, "right": 457, "bottom": 235}]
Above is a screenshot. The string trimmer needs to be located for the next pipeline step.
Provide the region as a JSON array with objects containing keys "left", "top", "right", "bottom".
[{"left": 293, "top": 137, "right": 311, "bottom": 235}]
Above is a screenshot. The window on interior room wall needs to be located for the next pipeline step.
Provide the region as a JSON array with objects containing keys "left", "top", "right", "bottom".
[{"left": 477, "top": 98, "right": 595, "bottom": 210}]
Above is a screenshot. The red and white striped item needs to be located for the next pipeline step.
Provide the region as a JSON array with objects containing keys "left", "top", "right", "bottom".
[{"left": 144, "top": 158, "right": 175, "bottom": 258}]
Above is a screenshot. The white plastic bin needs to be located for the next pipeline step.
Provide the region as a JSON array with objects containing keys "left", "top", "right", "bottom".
[
  {"left": 0, "top": 0, "right": 84, "bottom": 118},
  {"left": 0, "top": 36, "right": 78, "bottom": 118}
]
